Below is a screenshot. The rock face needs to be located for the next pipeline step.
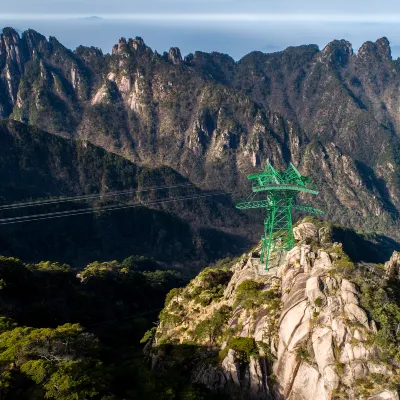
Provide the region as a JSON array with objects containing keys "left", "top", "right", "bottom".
[
  {"left": 0, "top": 27, "right": 399, "bottom": 241},
  {"left": 385, "top": 251, "right": 400, "bottom": 279},
  {"left": 150, "top": 220, "right": 400, "bottom": 399}
]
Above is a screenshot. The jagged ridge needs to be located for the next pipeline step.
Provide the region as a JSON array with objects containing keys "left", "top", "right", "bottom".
[{"left": 0, "top": 27, "right": 399, "bottom": 242}]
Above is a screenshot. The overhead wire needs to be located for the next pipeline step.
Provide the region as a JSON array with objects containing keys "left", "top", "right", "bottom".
[
  {"left": 0, "top": 176, "right": 237, "bottom": 211},
  {"left": 0, "top": 182, "right": 200, "bottom": 210},
  {"left": 0, "top": 172, "right": 398, "bottom": 225},
  {"left": 0, "top": 190, "right": 238, "bottom": 226}
]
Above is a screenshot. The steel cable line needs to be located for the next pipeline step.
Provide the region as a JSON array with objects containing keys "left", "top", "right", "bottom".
[
  {"left": 0, "top": 190, "right": 238, "bottom": 226},
  {"left": 0, "top": 177, "right": 235, "bottom": 211},
  {"left": 0, "top": 182, "right": 198, "bottom": 210},
  {"left": 1, "top": 169, "right": 397, "bottom": 221}
]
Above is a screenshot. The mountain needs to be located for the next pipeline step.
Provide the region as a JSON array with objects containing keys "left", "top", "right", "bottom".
[
  {"left": 146, "top": 218, "right": 400, "bottom": 400},
  {"left": 0, "top": 119, "right": 249, "bottom": 269},
  {"left": 0, "top": 27, "right": 399, "bottom": 243}
]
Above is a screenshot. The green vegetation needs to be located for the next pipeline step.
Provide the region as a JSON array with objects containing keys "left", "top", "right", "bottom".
[
  {"left": 0, "top": 120, "right": 247, "bottom": 270},
  {"left": 330, "top": 250, "right": 356, "bottom": 278},
  {"left": 329, "top": 251, "right": 400, "bottom": 365},
  {"left": 0, "top": 323, "right": 106, "bottom": 400},
  {"left": 218, "top": 337, "right": 258, "bottom": 363},
  {"left": 355, "top": 373, "right": 400, "bottom": 397},
  {"left": 359, "top": 283, "right": 400, "bottom": 363},
  {"left": 184, "top": 264, "right": 233, "bottom": 306},
  {"left": 314, "top": 297, "right": 323, "bottom": 307},
  {"left": 234, "top": 280, "right": 280, "bottom": 310},
  {"left": 295, "top": 344, "right": 312, "bottom": 362},
  {"left": 193, "top": 306, "right": 231, "bottom": 344},
  {"left": 0, "top": 254, "right": 220, "bottom": 399}
]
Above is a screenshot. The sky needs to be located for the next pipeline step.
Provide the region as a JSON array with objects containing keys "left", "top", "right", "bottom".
[{"left": 2, "top": 0, "right": 400, "bottom": 59}]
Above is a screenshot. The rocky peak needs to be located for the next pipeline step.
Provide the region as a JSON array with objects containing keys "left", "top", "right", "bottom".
[
  {"left": 1, "top": 27, "right": 20, "bottom": 43},
  {"left": 358, "top": 37, "right": 392, "bottom": 61},
  {"left": 385, "top": 251, "right": 400, "bottom": 279},
  {"left": 318, "top": 39, "right": 353, "bottom": 66},
  {"left": 112, "top": 37, "right": 149, "bottom": 57},
  {"left": 130, "top": 36, "right": 147, "bottom": 53},
  {"left": 0, "top": 27, "right": 26, "bottom": 72},
  {"left": 376, "top": 37, "right": 392, "bottom": 60},
  {"left": 22, "top": 29, "right": 48, "bottom": 56},
  {"left": 184, "top": 53, "right": 194, "bottom": 64},
  {"left": 168, "top": 47, "right": 182, "bottom": 65},
  {"left": 112, "top": 38, "right": 128, "bottom": 55}
]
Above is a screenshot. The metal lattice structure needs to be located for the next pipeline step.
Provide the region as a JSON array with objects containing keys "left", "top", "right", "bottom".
[{"left": 236, "top": 162, "right": 324, "bottom": 270}]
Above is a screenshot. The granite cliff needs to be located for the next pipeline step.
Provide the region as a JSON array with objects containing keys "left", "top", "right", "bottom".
[{"left": 146, "top": 219, "right": 400, "bottom": 399}]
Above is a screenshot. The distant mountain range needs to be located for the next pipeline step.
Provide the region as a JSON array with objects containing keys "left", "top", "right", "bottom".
[
  {"left": 0, "top": 27, "right": 399, "bottom": 262},
  {"left": 81, "top": 16, "right": 103, "bottom": 21}
]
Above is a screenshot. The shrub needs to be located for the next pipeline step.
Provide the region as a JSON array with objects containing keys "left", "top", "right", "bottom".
[
  {"left": 140, "top": 327, "right": 156, "bottom": 344},
  {"left": 197, "top": 267, "right": 233, "bottom": 290},
  {"left": 193, "top": 305, "right": 231, "bottom": 344},
  {"left": 165, "top": 288, "right": 182, "bottom": 306},
  {"left": 234, "top": 280, "right": 280, "bottom": 310},
  {"left": 295, "top": 344, "right": 311, "bottom": 362},
  {"left": 219, "top": 337, "right": 258, "bottom": 363},
  {"left": 332, "top": 254, "right": 356, "bottom": 278},
  {"left": 359, "top": 283, "right": 400, "bottom": 362},
  {"left": 314, "top": 297, "right": 323, "bottom": 307}
]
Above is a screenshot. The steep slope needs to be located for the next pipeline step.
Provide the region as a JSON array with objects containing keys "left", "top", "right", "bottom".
[
  {"left": 147, "top": 219, "right": 400, "bottom": 399},
  {"left": 0, "top": 27, "right": 399, "bottom": 241},
  {"left": 0, "top": 119, "right": 249, "bottom": 268}
]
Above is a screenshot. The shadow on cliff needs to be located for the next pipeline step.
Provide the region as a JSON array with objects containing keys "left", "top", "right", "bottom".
[
  {"left": 144, "top": 342, "right": 232, "bottom": 399},
  {"left": 332, "top": 226, "right": 400, "bottom": 264}
]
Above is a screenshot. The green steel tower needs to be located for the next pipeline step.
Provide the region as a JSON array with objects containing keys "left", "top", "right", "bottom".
[{"left": 236, "top": 162, "right": 324, "bottom": 270}]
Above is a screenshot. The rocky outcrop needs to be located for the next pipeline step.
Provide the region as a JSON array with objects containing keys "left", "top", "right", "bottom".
[
  {"left": 150, "top": 220, "right": 400, "bottom": 399},
  {"left": 168, "top": 47, "right": 182, "bottom": 65},
  {"left": 385, "top": 251, "right": 400, "bottom": 280}
]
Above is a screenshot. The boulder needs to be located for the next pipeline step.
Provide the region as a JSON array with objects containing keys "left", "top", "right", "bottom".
[
  {"left": 331, "top": 318, "right": 348, "bottom": 347},
  {"left": 192, "top": 364, "right": 228, "bottom": 391},
  {"left": 293, "top": 222, "right": 318, "bottom": 241},
  {"left": 367, "top": 391, "right": 399, "bottom": 400},
  {"left": 306, "top": 276, "right": 325, "bottom": 304},
  {"left": 279, "top": 300, "right": 308, "bottom": 345},
  {"left": 344, "top": 303, "right": 369, "bottom": 327},
  {"left": 289, "top": 362, "right": 329, "bottom": 400},
  {"left": 312, "top": 251, "right": 332, "bottom": 274},
  {"left": 385, "top": 251, "right": 400, "bottom": 280},
  {"left": 312, "top": 327, "right": 338, "bottom": 387},
  {"left": 341, "top": 279, "right": 357, "bottom": 294}
]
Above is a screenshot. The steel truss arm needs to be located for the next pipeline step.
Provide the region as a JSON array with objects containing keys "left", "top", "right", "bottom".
[{"left": 292, "top": 204, "right": 324, "bottom": 216}]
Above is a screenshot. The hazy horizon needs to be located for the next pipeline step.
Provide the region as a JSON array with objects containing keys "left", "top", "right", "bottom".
[
  {"left": 2, "top": 19, "right": 400, "bottom": 61},
  {"left": 2, "top": 0, "right": 400, "bottom": 59}
]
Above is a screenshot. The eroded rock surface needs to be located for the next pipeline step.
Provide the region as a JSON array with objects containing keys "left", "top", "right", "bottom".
[{"left": 150, "top": 220, "right": 400, "bottom": 399}]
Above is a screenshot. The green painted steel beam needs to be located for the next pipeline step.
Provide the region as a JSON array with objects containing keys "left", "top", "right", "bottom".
[
  {"left": 251, "top": 184, "right": 319, "bottom": 195},
  {"left": 292, "top": 204, "right": 324, "bottom": 216}
]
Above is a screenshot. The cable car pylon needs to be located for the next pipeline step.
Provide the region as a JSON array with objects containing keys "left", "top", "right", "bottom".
[{"left": 236, "top": 162, "right": 324, "bottom": 270}]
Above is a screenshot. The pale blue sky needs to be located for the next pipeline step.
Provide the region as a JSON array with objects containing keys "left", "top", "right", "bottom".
[{"left": 2, "top": 0, "right": 400, "bottom": 59}]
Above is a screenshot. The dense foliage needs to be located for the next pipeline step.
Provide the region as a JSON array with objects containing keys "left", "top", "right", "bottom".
[{"left": 0, "top": 255, "right": 227, "bottom": 399}]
